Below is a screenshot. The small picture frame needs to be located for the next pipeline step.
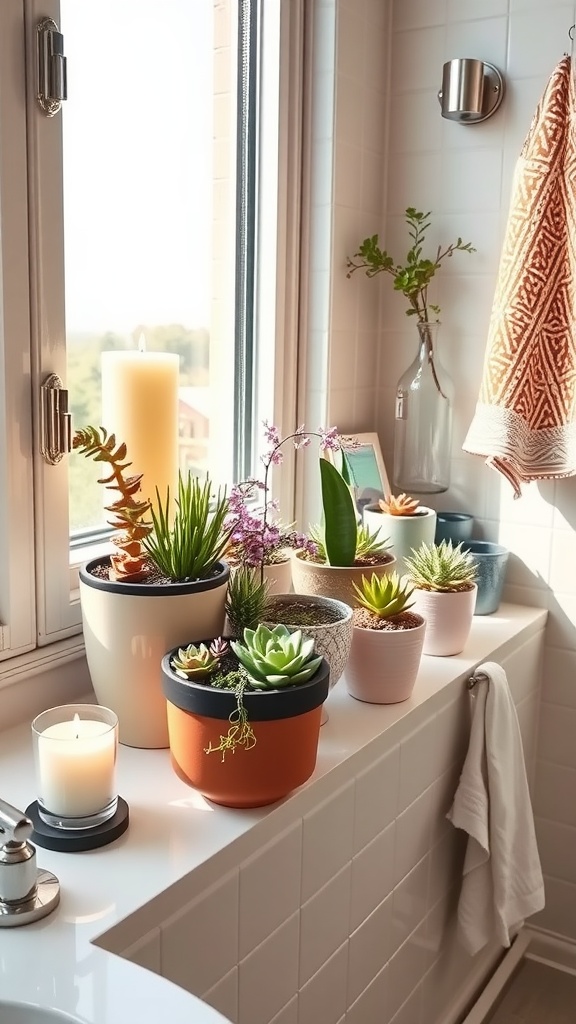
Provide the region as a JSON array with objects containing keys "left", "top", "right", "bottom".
[{"left": 330, "top": 432, "right": 390, "bottom": 512}]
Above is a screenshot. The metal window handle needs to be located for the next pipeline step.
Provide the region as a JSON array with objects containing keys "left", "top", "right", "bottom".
[{"left": 37, "top": 17, "right": 68, "bottom": 116}]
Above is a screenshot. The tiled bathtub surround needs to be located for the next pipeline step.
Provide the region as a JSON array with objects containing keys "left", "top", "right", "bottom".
[
  {"left": 104, "top": 610, "right": 545, "bottom": 1024},
  {"left": 310, "top": 0, "right": 576, "bottom": 943}
]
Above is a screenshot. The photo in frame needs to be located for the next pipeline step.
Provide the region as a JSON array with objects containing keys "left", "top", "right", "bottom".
[{"left": 333, "top": 433, "right": 390, "bottom": 512}]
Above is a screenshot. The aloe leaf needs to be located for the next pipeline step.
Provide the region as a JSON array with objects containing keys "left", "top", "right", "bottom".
[{"left": 319, "top": 458, "right": 357, "bottom": 566}]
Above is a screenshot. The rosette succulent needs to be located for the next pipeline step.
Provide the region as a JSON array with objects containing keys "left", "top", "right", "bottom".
[
  {"left": 378, "top": 493, "right": 420, "bottom": 516},
  {"left": 171, "top": 639, "right": 229, "bottom": 680},
  {"left": 353, "top": 571, "right": 415, "bottom": 620},
  {"left": 231, "top": 624, "right": 322, "bottom": 689}
]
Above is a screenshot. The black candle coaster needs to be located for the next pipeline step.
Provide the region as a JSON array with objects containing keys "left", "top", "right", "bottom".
[{"left": 25, "top": 797, "right": 129, "bottom": 852}]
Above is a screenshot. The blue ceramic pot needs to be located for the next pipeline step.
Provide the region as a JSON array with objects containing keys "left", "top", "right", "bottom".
[
  {"left": 434, "top": 511, "right": 474, "bottom": 544},
  {"left": 461, "top": 541, "right": 509, "bottom": 615}
]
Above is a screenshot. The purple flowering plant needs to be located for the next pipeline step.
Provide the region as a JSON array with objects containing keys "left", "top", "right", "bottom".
[{"left": 224, "top": 422, "right": 343, "bottom": 582}]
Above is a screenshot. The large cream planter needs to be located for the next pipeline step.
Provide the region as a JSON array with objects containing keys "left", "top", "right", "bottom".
[
  {"left": 412, "top": 584, "right": 478, "bottom": 656},
  {"left": 79, "top": 557, "right": 230, "bottom": 749},
  {"left": 291, "top": 550, "right": 396, "bottom": 607},
  {"left": 363, "top": 505, "right": 436, "bottom": 575}
]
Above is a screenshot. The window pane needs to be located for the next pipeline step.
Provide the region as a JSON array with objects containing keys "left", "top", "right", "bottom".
[{"left": 63, "top": 0, "right": 238, "bottom": 533}]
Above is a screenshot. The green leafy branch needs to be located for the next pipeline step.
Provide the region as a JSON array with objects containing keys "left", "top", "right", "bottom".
[{"left": 346, "top": 207, "right": 476, "bottom": 322}]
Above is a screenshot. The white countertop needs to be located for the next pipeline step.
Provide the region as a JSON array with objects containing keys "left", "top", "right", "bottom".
[{"left": 0, "top": 604, "right": 547, "bottom": 1024}]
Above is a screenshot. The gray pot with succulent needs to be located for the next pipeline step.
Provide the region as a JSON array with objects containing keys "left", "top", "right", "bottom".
[
  {"left": 346, "top": 572, "right": 426, "bottom": 704},
  {"left": 74, "top": 427, "right": 231, "bottom": 749},
  {"left": 160, "top": 623, "right": 330, "bottom": 808},
  {"left": 403, "top": 540, "right": 478, "bottom": 656}
]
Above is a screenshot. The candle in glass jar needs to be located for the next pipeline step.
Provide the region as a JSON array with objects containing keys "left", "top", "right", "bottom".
[
  {"left": 36, "top": 713, "right": 117, "bottom": 817},
  {"left": 101, "top": 345, "right": 179, "bottom": 510}
]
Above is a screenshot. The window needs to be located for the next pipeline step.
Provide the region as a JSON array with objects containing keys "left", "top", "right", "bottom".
[{"left": 0, "top": 0, "right": 304, "bottom": 670}]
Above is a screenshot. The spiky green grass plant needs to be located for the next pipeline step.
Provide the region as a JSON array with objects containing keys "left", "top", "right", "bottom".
[{"left": 403, "top": 540, "right": 477, "bottom": 593}]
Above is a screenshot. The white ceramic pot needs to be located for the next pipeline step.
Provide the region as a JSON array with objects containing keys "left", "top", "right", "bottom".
[
  {"left": 291, "top": 550, "right": 396, "bottom": 607},
  {"left": 262, "top": 557, "right": 292, "bottom": 595},
  {"left": 412, "top": 584, "right": 478, "bottom": 656},
  {"left": 79, "top": 557, "right": 229, "bottom": 748},
  {"left": 363, "top": 505, "right": 436, "bottom": 575},
  {"left": 346, "top": 614, "right": 426, "bottom": 704}
]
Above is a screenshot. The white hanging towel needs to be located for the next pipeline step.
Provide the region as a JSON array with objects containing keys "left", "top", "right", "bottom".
[{"left": 446, "top": 662, "right": 545, "bottom": 956}]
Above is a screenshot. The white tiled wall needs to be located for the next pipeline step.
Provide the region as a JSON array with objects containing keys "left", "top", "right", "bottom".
[
  {"left": 116, "top": 632, "right": 542, "bottom": 1024},
  {"left": 316, "top": 0, "right": 576, "bottom": 943}
]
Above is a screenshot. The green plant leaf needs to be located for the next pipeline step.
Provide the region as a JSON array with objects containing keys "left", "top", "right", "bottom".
[{"left": 319, "top": 458, "right": 357, "bottom": 566}]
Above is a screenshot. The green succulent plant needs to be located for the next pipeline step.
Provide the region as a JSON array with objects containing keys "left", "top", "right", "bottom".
[
  {"left": 353, "top": 571, "right": 415, "bottom": 619},
  {"left": 403, "top": 540, "right": 477, "bottom": 593},
  {"left": 231, "top": 624, "right": 322, "bottom": 689},
  {"left": 171, "top": 639, "right": 229, "bottom": 680}
]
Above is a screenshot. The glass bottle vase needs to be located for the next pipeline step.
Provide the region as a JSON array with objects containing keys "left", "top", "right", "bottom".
[{"left": 393, "top": 321, "right": 454, "bottom": 494}]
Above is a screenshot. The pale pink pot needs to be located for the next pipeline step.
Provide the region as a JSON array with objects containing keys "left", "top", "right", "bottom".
[
  {"left": 345, "top": 616, "right": 426, "bottom": 704},
  {"left": 412, "top": 584, "right": 477, "bottom": 656}
]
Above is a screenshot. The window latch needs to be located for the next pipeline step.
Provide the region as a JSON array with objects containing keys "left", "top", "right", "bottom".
[
  {"left": 40, "top": 374, "right": 72, "bottom": 465},
  {"left": 37, "top": 17, "right": 67, "bottom": 116}
]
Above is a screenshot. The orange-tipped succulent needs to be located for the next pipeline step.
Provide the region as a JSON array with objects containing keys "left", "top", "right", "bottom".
[
  {"left": 72, "top": 426, "right": 152, "bottom": 582},
  {"left": 378, "top": 492, "right": 420, "bottom": 516}
]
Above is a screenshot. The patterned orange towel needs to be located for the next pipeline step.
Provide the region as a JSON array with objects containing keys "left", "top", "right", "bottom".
[{"left": 463, "top": 56, "right": 576, "bottom": 497}]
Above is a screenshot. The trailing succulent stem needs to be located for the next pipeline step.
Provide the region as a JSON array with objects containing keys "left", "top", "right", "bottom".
[
  {"left": 204, "top": 675, "right": 257, "bottom": 761},
  {"left": 72, "top": 426, "right": 152, "bottom": 582}
]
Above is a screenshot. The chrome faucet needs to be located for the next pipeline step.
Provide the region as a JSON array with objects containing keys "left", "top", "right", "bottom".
[{"left": 0, "top": 798, "right": 60, "bottom": 926}]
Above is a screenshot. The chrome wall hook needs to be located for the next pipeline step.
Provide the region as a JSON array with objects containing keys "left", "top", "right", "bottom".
[{"left": 438, "top": 58, "right": 505, "bottom": 124}]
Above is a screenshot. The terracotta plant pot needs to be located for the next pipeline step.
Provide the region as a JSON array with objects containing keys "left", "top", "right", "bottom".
[
  {"left": 161, "top": 649, "right": 330, "bottom": 808},
  {"left": 412, "top": 584, "right": 478, "bottom": 656},
  {"left": 291, "top": 550, "right": 396, "bottom": 607},
  {"left": 79, "top": 557, "right": 229, "bottom": 748},
  {"left": 346, "top": 613, "right": 426, "bottom": 704},
  {"left": 363, "top": 504, "right": 437, "bottom": 575}
]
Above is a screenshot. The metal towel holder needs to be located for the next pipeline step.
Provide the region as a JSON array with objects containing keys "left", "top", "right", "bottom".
[{"left": 467, "top": 670, "right": 489, "bottom": 690}]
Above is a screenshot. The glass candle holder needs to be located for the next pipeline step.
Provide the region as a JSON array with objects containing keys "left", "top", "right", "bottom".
[{"left": 32, "top": 704, "right": 118, "bottom": 830}]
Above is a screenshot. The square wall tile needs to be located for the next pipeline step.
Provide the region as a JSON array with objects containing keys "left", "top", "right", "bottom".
[
  {"left": 542, "top": 647, "right": 576, "bottom": 708},
  {"left": 537, "top": 703, "right": 576, "bottom": 769},
  {"left": 532, "top": 876, "right": 576, "bottom": 942},
  {"left": 298, "top": 941, "right": 349, "bottom": 1024},
  {"left": 534, "top": 761, "right": 576, "bottom": 829},
  {"left": 350, "top": 821, "right": 396, "bottom": 931},
  {"left": 391, "top": 855, "right": 430, "bottom": 956},
  {"left": 302, "top": 784, "right": 355, "bottom": 901},
  {"left": 161, "top": 870, "right": 239, "bottom": 996},
  {"left": 123, "top": 927, "right": 161, "bottom": 975},
  {"left": 239, "top": 822, "right": 302, "bottom": 958},
  {"left": 395, "top": 788, "right": 435, "bottom": 885},
  {"left": 354, "top": 745, "right": 400, "bottom": 852},
  {"left": 300, "top": 864, "right": 352, "bottom": 987},
  {"left": 345, "top": 962, "right": 389, "bottom": 1024},
  {"left": 269, "top": 998, "right": 298, "bottom": 1024},
  {"left": 203, "top": 968, "right": 238, "bottom": 1024},
  {"left": 348, "top": 893, "right": 393, "bottom": 1005},
  {"left": 386, "top": 921, "right": 430, "bottom": 1021},
  {"left": 535, "top": 817, "right": 576, "bottom": 885},
  {"left": 238, "top": 913, "right": 299, "bottom": 1024}
]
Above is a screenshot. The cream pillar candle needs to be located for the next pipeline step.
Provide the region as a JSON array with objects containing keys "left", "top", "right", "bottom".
[
  {"left": 34, "top": 712, "right": 117, "bottom": 818},
  {"left": 101, "top": 347, "right": 179, "bottom": 509}
]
